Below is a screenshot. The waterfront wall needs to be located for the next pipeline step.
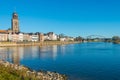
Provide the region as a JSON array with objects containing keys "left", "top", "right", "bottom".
[
  {"left": 0, "top": 41, "right": 80, "bottom": 47},
  {"left": 0, "top": 60, "right": 67, "bottom": 80}
]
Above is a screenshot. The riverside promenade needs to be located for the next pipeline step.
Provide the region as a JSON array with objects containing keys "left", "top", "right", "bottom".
[
  {"left": 0, "top": 41, "right": 80, "bottom": 47},
  {"left": 0, "top": 60, "right": 67, "bottom": 80}
]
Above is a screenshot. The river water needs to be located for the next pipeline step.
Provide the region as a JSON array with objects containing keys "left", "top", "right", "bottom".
[{"left": 0, "top": 42, "right": 120, "bottom": 80}]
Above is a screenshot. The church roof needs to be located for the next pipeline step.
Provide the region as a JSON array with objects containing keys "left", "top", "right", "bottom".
[{"left": 0, "top": 30, "right": 8, "bottom": 33}]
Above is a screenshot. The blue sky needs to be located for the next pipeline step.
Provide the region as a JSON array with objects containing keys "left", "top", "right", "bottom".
[{"left": 0, "top": 0, "right": 120, "bottom": 38}]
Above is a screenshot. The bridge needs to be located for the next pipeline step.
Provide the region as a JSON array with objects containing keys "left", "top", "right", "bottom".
[
  {"left": 85, "top": 35, "right": 106, "bottom": 42},
  {"left": 86, "top": 35, "right": 105, "bottom": 39}
]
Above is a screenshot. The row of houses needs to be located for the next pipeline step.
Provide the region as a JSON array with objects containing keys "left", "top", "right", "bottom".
[
  {"left": 0, "top": 31, "right": 44, "bottom": 42},
  {"left": 0, "top": 30, "right": 74, "bottom": 42}
]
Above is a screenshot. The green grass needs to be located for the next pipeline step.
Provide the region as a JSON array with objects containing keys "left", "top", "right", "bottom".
[{"left": 0, "top": 64, "right": 35, "bottom": 80}]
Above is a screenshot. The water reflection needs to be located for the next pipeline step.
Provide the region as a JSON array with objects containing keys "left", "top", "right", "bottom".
[
  {"left": 0, "top": 45, "right": 65, "bottom": 64},
  {"left": 39, "top": 45, "right": 58, "bottom": 59},
  {"left": 11, "top": 47, "right": 20, "bottom": 64},
  {"left": 0, "top": 48, "right": 8, "bottom": 60},
  {"left": 59, "top": 45, "right": 66, "bottom": 55}
]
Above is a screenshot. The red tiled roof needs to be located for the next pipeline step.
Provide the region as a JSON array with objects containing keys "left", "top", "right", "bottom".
[{"left": 0, "top": 30, "right": 7, "bottom": 33}]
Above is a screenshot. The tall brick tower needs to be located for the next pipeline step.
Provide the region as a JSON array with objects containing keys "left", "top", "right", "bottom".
[{"left": 11, "top": 12, "right": 19, "bottom": 33}]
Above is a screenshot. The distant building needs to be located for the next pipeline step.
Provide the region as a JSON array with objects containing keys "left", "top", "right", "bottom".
[
  {"left": 29, "top": 33, "right": 39, "bottom": 42},
  {"left": 60, "top": 38, "right": 66, "bottom": 41},
  {"left": 39, "top": 33, "right": 44, "bottom": 42},
  {"left": 8, "top": 32, "right": 12, "bottom": 41},
  {"left": 11, "top": 12, "right": 20, "bottom": 33},
  {"left": 0, "top": 30, "right": 8, "bottom": 41},
  {"left": 11, "top": 33, "right": 19, "bottom": 42},
  {"left": 47, "top": 32, "right": 57, "bottom": 40},
  {"left": 44, "top": 34, "right": 49, "bottom": 41},
  {"left": 23, "top": 33, "right": 30, "bottom": 42},
  {"left": 18, "top": 33, "right": 23, "bottom": 42},
  {"left": 66, "top": 37, "right": 74, "bottom": 41},
  {"left": 8, "top": 33, "right": 23, "bottom": 42}
]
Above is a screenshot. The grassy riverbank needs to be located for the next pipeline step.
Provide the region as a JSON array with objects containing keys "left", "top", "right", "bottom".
[
  {"left": 0, "top": 41, "right": 80, "bottom": 47},
  {"left": 0, "top": 60, "right": 67, "bottom": 80},
  {"left": 0, "top": 64, "right": 29, "bottom": 80}
]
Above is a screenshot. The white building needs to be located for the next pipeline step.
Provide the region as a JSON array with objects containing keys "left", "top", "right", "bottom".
[
  {"left": 11, "top": 33, "right": 19, "bottom": 42},
  {"left": 0, "top": 33, "right": 8, "bottom": 41},
  {"left": 0, "top": 30, "right": 8, "bottom": 41},
  {"left": 44, "top": 34, "right": 49, "bottom": 41},
  {"left": 18, "top": 33, "right": 23, "bottom": 42},
  {"left": 52, "top": 33, "right": 57, "bottom": 40},
  {"left": 8, "top": 33, "right": 12, "bottom": 41},
  {"left": 47, "top": 32, "right": 57, "bottom": 40},
  {"left": 31, "top": 34, "right": 39, "bottom": 42},
  {"left": 60, "top": 38, "right": 66, "bottom": 41}
]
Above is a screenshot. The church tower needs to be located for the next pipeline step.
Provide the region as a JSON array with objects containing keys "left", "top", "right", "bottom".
[{"left": 11, "top": 12, "right": 19, "bottom": 33}]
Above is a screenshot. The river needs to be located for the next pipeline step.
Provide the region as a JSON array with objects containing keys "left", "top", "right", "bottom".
[{"left": 0, "top": 42, "right": 120, "bottom": 80}]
